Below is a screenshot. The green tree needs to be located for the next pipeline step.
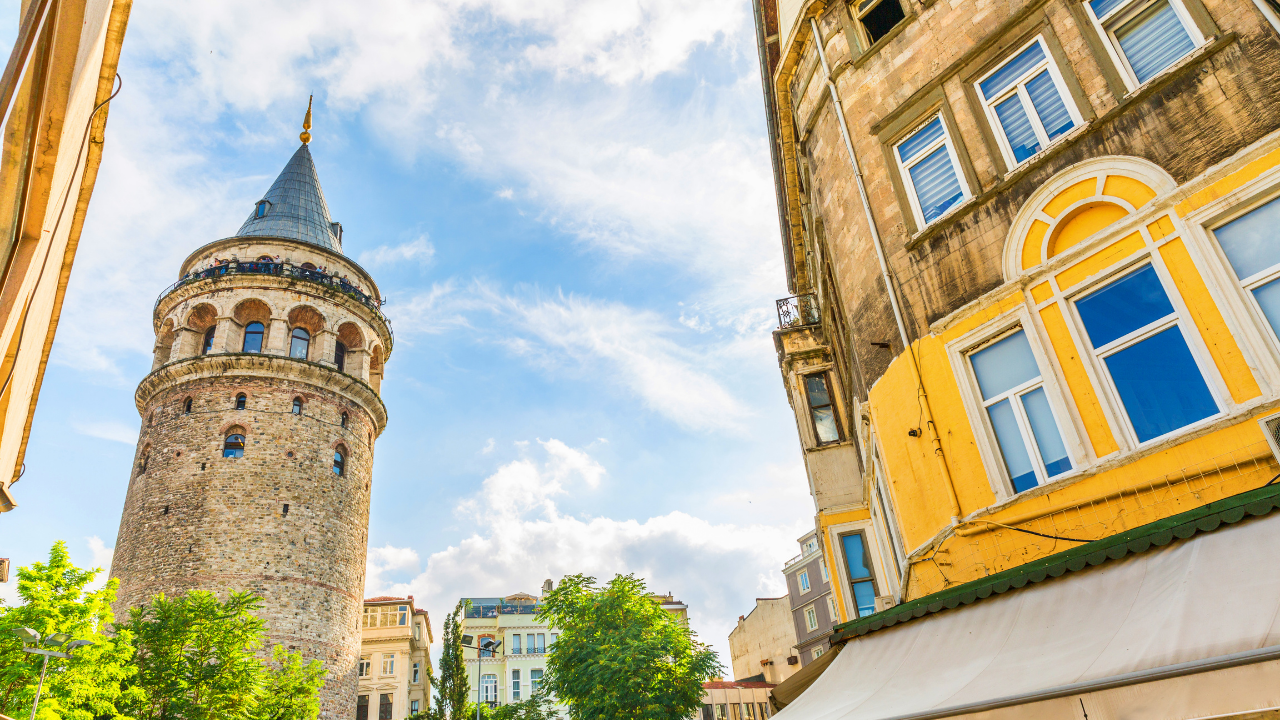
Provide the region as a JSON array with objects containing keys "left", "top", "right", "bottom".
[
  {"left": 489, "top": 692, "right": 557, "bottom": 720},
  {"left": 538, "top": 574, "right": 722, "bottom": 720},
  {"left": 0, "top": 541, "right": 138, "bottom": 720},
  {"left": 119, "top": 589, "right": 322, "bottom": 720},
  {"left": 430, "top": 599, "right": 471, "bottom": 720},
  {"left": 251, "top": 645, "right": 326, "bottom": 720}
]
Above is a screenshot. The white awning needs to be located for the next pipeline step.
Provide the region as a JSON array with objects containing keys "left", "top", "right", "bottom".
[{"left": 776, "top": 512, "right": 1280, "bottom": 720}]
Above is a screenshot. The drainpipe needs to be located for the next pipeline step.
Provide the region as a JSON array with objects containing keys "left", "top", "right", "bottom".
[{"left": 808, "top": 17, "right": 961, "bottom": 524}]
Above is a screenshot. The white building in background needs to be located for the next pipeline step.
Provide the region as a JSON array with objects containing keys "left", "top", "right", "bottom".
[{"left": 458, "top": 584, "right": 563, "bottom": 712}]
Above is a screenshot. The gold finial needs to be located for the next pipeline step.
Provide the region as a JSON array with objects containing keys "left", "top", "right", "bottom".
[{"left": 300, "top": 95, "right": 313, "bottom": 144}]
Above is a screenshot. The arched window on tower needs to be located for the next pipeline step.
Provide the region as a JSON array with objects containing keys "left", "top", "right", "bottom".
[
  {"left": 242, "top": 322, "right": 265, "bottom": 353},
  {"left": 202, "top": 327, "right": 216, "bottom": 355},
  {"left": 290, "top": 328, "right": 310, "bottom": 359},
  {"left": 292, "top": 397, "right": 303, "bottom": 415},
  {"left": 223, "top": 433, "right": 245, "bottom": 458},
  {"left": 334, "top": 341, "right": 347, "bottom": 372},
  {"left": 333, "top": 447, "right": 347, "bottom": 476},
  {"left": 341, "top": 412, "right": 349, "bottom": 428},
  {"left": 184, "top": 397, "right": 193, "bottom": 414},
  {"left": 138, "top": 446, "right": 150, "bottom": 474},
  {"left": 235, "top": 393, "right": 247, "bottom": 410}
]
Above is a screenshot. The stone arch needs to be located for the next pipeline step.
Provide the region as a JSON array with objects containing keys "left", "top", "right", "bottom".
[
  {"left": 286, "top": 305, "right": 326, "bottom": 362},
  {"left": 154, "top": 319, "right": 176, "bottom": 370},
  {"left": 220, "top": 422, "right": 249, "bottom": 437},
  {"left": 1003, "top": 156, "right": 1177, "bottom": 280},
  {"left": 232, "top": 298, "right": 273, "bottom": 354},
  {"left": 336, "top": 322, "right": 364, "bottom": 349},
  {"left": 184, "top": 303, "right": 219, "bottom": 331}
]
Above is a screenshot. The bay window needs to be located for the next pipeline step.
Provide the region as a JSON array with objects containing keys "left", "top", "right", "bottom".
[
  {"left": 968, "top": 329, "right": 1072, "bottom": 493},
  {"left": 1075, "top": 263, "right": 1219, "bottom": 443},
  {"left": 803, "top": 373, "right": 843, "bottom": 445}
]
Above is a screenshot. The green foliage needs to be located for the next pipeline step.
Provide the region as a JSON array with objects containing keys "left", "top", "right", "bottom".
[
  {"left": 432, "top": 600, "right": 471, "bottom": 720},
  {"left": 252, "top": 645, "right": 326, "bottom": 720},
  {"left": 119, "top": 590, "right": 323, "bottom": 720},
  {"left": 0, "top": 540, "right": 138, "bottom": 720},
  {"left": 537, "top": 574, "right": 723, "bottom": 720},
  {"left": 489, "top": 692, "right": 557, "bottom": 720}
]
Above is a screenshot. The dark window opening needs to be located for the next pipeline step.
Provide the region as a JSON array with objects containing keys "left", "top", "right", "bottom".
[
  {"left": 223, "top": 433, "right": 245, "bottom": 458},
  {"left": 378, "top": 693, "right": 392, "bottom": 720},
  {"left": 859, "top": 0, "right": 906, "bottom": 45},
  {"left": 290, "top": 327, "right": 310, "bottom": 359},
  {"left": 356, "top": 695, "right": 369, "bottom": 720},
  {"left": 282, "top": 503, "right": 289, "bottom": 517},
  {"left": 341, "top": 412, "right": 349, "bottom": 428},
  {"left": 335, "top": 340, "right": 347, "bottom": 372},
  {"left": 242, "top": 321, "right": 265, "bottom": 353},
  {"left": 162, "top": 505, "right": 169, "bottom": 515},
  {"left": 235, "top": 393, "right": 247, "bottom": 410},
  {"left": 139, "top": 451, "right": 149, "bottom": 473},
  {"left": 333, "top": 448, "right": 346, "bottom": 476},
  {"left": 292, "top": 397, "right": 303, "bottom": 415},
  {"left": 148, "top": 412, "right": 153, "bottom": 427},
  {"left": 301, "top": 262, "right": 317, "bottom": 270},
  {"left": 201, "top": 327, "right": 216, "bottom": 355},
  {"left": 184, "top": 398, "right": 193, "bottom": 414}
]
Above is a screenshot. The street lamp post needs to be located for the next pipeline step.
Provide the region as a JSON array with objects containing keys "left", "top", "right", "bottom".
[
  {"left": 11, "top": 628, "right": 93, "bottom": 720},
  {"left": 459, "top": 635, "right": 502, "bottom": 720}
]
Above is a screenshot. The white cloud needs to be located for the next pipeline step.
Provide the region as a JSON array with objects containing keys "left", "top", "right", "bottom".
[
  {"left": 359, "top": 236, "right": 436, "bottom": 269},
  {"left": 366, "top": 544, "right": 422, "bottom": 597},
  {"left": 481, "top": 438, "right": 496, "bottom": 454},
  {"left": 86, "top": 536, "right": 115, "bottom": 592},
  {"left": 72, "top": 419, "right": 140, "bottom": 445},
  {"left": 365, "top": 440, "right": 803, "bottom": 660}
]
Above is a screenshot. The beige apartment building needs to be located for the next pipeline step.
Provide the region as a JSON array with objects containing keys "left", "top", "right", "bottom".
[
  {"left": 358, "top": 597, "right": 433, "bottom": 720},
  {"left": 729, "top": 597, "right": 799, "bottom": 685},
  {"left": 697, "top": 680, "right": 777, "bottom": 720},
  {"left": 458, "top": 590, "right": 560, "bottom": 711}
]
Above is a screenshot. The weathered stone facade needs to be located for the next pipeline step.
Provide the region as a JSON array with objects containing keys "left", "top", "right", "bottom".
[{"left": 111, "top": 141, "right": 389, "bottom": 717}]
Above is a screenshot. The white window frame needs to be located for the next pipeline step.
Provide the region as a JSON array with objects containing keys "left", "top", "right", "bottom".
[
  {"left": 804, "top": 605, "right": 819, "bottom": 631},
  {"left": 512, "top": 669, "right": 522, "bottom": 700},
  {"left": 974, "top": 36, "right": 1083, "bottom": 169},
  {"left": 481, "top": 674, "right": 498, "bottom": 703},
  {"left": 869, "top": 451, "right": 907, "bottom": 583},
  {"left": 1083, "top": 0, "right": 1205, "bottom": 91},
  {"left": 964, "top": 327, "right": 1074, "bottom": 493},
  {"left": 894, "top": 114, "right": 972, "bottom": 230},
  {"left": 812, "top": 646, "right": 825, "bottom": 660},
  {"left": 826, "top": 518, "right": 898, "bottom": 618},
  {"left": 797, "top": 569, "right": 810, "bottom": 593},
  {"left": 1204, "top": 189, "right": 1280, "bottom": 356},
  {"left": 947, "top": 308, "right": 1089, "bottom": 501},
  {"left": 381, "top": 653, "right": 395, "bottom": 676},
  {"left": 1253, "top": 0, "right": 1280, "bottom": 33},
  {"left": 412, "top": 662, "right": 420, "bottom": 684},
  {"left": 1069, "top": 259, "right": 1225, "bottom": 447},
  {"left": 358, "top": 658, "right": 371, "bottom": 677},
  {"left": 531, "top": 668, "right": 543, "bottom": 692},
  {"left": 819, "top": 559, "right": 829, "bottom": 583},
  {"left": 827, "top": 595, "right": 839, "bottom": 623}
]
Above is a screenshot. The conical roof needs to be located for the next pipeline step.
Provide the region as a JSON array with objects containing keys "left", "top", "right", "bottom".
[{"left": 235, "top": 143, "right": 342, "bottom": 252}]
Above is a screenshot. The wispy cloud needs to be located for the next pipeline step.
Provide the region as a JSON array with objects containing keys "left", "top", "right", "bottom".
[
  {"left": 72, "top": 419, "right": 139, "bottom": 445},
  {"left": 359, "top": 235, "right": 436, "bottom": 269}
]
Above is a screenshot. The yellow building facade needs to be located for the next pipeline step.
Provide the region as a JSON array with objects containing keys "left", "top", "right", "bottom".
[{"left": 752, "top": 0, "right": 1280, "bottom": 714}]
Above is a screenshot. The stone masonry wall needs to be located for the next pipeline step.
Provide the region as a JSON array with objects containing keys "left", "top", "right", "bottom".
[{"left": 112, "top": 371, "right": 376, "bottom": 717}]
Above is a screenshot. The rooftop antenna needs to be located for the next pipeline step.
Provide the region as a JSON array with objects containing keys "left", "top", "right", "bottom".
[{"left": 300, "top": 95, "right": 313, "bottom": 145}]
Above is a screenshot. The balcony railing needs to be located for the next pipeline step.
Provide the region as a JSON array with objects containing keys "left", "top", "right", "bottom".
[
  {"left": 463, "top": 603, "right": 544, "bottom": 618},
  {"left": 777, "top": 293, "right": 820, "bottom": 329},
  {"left": 154, "top": 260, "right": 390, "bottom": 327}
]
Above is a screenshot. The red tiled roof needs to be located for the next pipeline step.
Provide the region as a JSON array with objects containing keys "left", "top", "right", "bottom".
[
  {"left": 365, "top": 596, "right": 407, "bottom": 603},
  {"left": 703, "top": 681, "right": 776, "bottom": 689}
]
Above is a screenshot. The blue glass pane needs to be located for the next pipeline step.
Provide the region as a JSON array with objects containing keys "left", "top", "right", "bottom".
[
  {"left": 840, "top": 533, "right": 872, "bottom": 580},
  {"left": 1091, "top": 0, "right": 1129, "bottom": 17},
  {"left": 1025, "top": 71, "right": 1075, "bottom": 139},
  {"left": 1022, "top": 387, "right": 1071, "bottom": 478},
  {"left": 994, "top": 96, "right": 1041, "bottom": 163},
  {"left": 1117, "top": 1, "right": 1196, "bottom": 84},
  {"left": 980, "top": 42, "right": 1047, "bottom": 98},
  {"left": 242, "top": 322, "right": 264, "bottom": 353},
  {"left": 1215, "top": 196, "right": 1280, "bottom": 281},
  {"left": 852, "top": 581, "right": 877, "bottom": 617},
  {"left": 805, "top": 375, "right": 832, "bottom": 406},
  {"left": 897, "top": 117, "right": 945, "bottom": 163},
  {"left": 971, "top": 331, "right": 1040, "bottom": 400},
  {"left": 909, "top": 147, "right": 964, "bottom": 223},
  {"left": 1076, "top": 265, "right": 1174, "bottom": 348},
  {"left": 989, "top": 399, "right": 1038, "bottom": 493},
  {"left": 1253, "top": 278, "right": 1280, "bottom": 339},
  {"left": 1106, "top": 326, "right": 1217, "bottom": 442}
]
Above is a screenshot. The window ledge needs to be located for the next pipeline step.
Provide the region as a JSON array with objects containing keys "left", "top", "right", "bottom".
[
  {"left": 852, "top": 16, "right": 918, "bottom": 70},
  {"left": 806, "top": 439, "right": 857, "bottom": 453},
  {"left": 902, "top": 32, "right": 1236, "bottom": 253}
]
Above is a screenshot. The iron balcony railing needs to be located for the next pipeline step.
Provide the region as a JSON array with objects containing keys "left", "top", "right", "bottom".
[
  {"left": 777, "top": 293, "right": 820, "bottom": 329},
  {"left": 153, "top": 260, "right": 392, "bottom": 330},
  {"left": 463, "top": 603, "right": 544, "bottom": 618}
]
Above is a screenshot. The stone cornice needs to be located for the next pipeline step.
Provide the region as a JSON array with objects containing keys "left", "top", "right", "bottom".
[{"left": 136, "top": 353, "right": 389, "bottom": 432}]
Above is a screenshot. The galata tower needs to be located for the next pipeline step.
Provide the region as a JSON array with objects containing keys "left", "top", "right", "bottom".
[{"left": 110, "top": 104, "right": 389, "bottom": 715}]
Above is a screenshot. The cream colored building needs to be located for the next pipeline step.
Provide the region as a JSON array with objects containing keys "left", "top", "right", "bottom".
[
  {"left": 697, "top": 681, "right": 776, "bottom": 720},
  {"left": 358, "top": 596, "right": 433, "bottom": 720},
  {"left": 729, "top": 598, "right": 798, "bottom": 685},
  {"left": 458, "top": 591, "right": 560, "bottom": 711}
]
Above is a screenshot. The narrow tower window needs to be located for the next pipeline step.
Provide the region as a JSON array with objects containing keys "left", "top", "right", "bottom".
[
  {"left": 184, "top": 397, "right": 193, "bottom": 414},
  {"left": 223, "top": 433, "right": 245, "bottom": 458},
  {"left": 335, "top": 341, "right": 347, "bottom": 372},
  {"left": 202, "top": 327, "right": 216, "bottom": 355},
  {"left": 242, "top": 321, "right": 265, "bottom": 353},
  {"left": 341, "top": 412, "right": 349, "bottom": 428},
  {"left": 235, "top": 393, "right": 247, "bottom": 411},
  {"left": 292, "top": 397, "right": 303, "bottom": 415},
  {"left": 333, "top": 447, "right": 346, "bottom": 476},
  {"left": 138, "top": 448, "right": 150, "bottom": 474},
  {"left": 255, "top": 200, "right": 269, "bottom": 218},
  {"left": 290, "top": 327, "right": 310, "bottom": 359}
]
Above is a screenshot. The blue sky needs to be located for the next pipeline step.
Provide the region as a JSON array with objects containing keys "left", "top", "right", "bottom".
[{"left": 0, "top": 0, "right": 813, "bottom": 661}]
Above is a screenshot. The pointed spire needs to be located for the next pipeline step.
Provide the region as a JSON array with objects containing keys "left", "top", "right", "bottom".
[
  {"left": 235, "top": 140, "right": 342, "bottom": 252},
  {"left": 300, "top": 95, "right": 313, "bottom": 145}
]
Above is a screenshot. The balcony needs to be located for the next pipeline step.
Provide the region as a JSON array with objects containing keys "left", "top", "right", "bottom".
[
  {"left": 777, "top": 293, "right": 819, "bottom": 329},
  {"left": 154, "top": 260, "right": 389, "bottom": 325},
  {"left": 463, "top": 603, "right": 544, "bottom": 618}
]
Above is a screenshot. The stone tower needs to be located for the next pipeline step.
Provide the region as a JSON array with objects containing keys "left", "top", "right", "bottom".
[{"left": 111, "top": 109, "right": 390, "bottom": 716}]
